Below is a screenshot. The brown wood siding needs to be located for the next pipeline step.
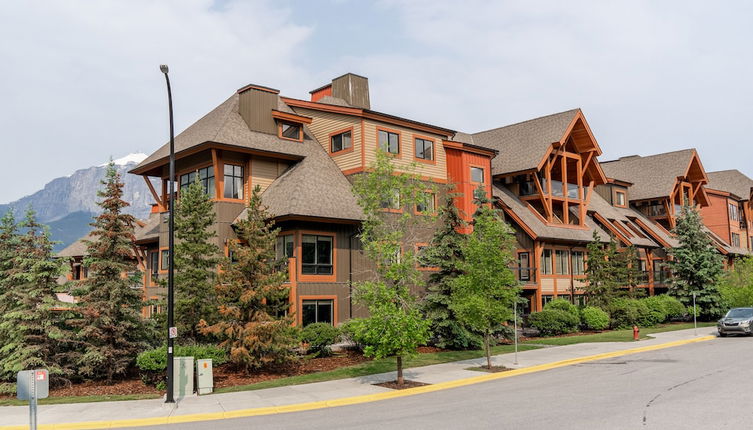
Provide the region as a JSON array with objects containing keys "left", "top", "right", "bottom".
[
  {"left": 332, "top": 74, "right": 370, "bottom": 109},
  {"left": 238, "top": 88, "right": 278, "bottom": 135},
  {"left": 595, "top": 184, "right": 613, "bottom": 204},
  {"left": 251, "top": 157, "right": 289, "bottom": 193},
  {"left": 293, "top": 107, "right": 362, "bottom": 172},
  {"left": 295, "top": 283, "right": 350, "bottom": 324},
  {"left": 363, "top": 120, "right": 448, "bottom": 181}
]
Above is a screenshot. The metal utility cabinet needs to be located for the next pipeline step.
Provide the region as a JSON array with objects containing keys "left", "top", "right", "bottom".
[
  {"left": 173, "top": 356, "right": 194, "bottom": 398},
  {"left": 196, "top": 358, "right": 213, "bottom": 395}
]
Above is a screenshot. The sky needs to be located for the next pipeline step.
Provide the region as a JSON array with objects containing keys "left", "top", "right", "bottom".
[{"left": 1, "top": 0, "right": 752, "bottom": 203}]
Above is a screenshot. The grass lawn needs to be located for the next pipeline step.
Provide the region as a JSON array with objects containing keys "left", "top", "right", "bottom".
[
  {"left": 0, "top": 393, "right": 160, "bottom": 407},
  {"left": 214, "top": 344, "right": 540, "bottom": 394},
  {"left": 523, "top": 322, "right": 716, "bottom": 346}
]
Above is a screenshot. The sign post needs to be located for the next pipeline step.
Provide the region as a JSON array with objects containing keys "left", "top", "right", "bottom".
[
  {"left": 692, "top": 291, "right": 697, "bottom": 336},
  {"left": 17, "top": 369, "right": 48, "bottom": 430},
  {"left": 513, "top": 301, "right": 519, "bottom": 366}
]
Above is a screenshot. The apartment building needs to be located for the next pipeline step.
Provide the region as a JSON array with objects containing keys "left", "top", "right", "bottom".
[{"left": 58, "top": 73, "right": 752, "bottom": 322}]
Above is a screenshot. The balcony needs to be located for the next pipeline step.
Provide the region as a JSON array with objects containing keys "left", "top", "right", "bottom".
[
  {"left": 643, "top": 205, "right": 667, "bottom": 217},
  {"left": 542, "top": 179, "right": 580, "bottom": 199},
  {"left": 510, "top": 266, "right": 537, "bottom": 284},
  {"left": 653, "top": 269, "right": 671, "bottom": 286},
  {"left": 519, "top": 181, "right": 537, "bottom": 196}
]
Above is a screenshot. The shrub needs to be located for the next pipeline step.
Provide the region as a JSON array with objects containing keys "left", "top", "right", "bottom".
[
  {"left": 527, "top": 309, "right": 579, "bottom": 336},
  {"left": 544, "top": 298, "right": 579, "bottom": 318},
  {"left": 654, "top": 294, "right": 687, "bottom": 320},
  {"left": 580, "top": 306, "right": 610, "bottom": 330},
  {"left": 607, "top": 299, "right": 652, "bottom": 329},
  {"left": 136, "top": 344, "right": 228, "bottom": 386},
  {"left": 641, "top": 296, "right": 669, "bottom": 326},
  {"left": 300, "top": 323, "right": 341, "bottom": 357}
]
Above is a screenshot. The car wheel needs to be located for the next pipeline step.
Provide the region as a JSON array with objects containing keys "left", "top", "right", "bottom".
[{"left": 719, "top": 332, "right": 728, "bottom": 337}]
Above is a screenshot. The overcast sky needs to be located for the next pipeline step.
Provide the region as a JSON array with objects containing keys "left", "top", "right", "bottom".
[{"left": 2, "top": 0, "right": 752, "bottom": 203}]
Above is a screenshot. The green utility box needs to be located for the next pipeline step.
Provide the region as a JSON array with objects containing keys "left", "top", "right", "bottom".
[
  {"left": 196, "top": 358, "right": 213, "bottom": 395},
  {"left": 173, "top": 356, "right": 194, "bottom": 398}
]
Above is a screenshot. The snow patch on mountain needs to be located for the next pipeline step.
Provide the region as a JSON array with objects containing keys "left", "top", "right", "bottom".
[{"left": 101, "top": 153, "right": 148, "bottom": 167}]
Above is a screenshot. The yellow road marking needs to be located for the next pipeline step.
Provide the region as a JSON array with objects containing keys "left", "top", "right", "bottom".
[{"left": 0, "top": 335, "right": 715, "bottom": 430}]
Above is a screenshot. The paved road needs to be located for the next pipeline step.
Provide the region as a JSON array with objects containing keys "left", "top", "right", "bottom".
[{"left": 124, "top": 336, "right": 750, "bottom": 429}]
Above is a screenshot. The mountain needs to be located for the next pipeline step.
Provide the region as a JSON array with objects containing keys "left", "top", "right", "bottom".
[{"left": 0, "top": 154, "right": 156, "bottom": 251}]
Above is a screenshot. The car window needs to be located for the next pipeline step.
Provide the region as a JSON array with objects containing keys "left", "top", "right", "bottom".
[{"left": 726, "top": 309, "right": 753, "bottom": 318}]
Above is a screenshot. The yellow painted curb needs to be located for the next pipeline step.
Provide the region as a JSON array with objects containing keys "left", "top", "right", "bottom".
[{"left": 0, "top": 335, "right": 715, "bottom": 430}]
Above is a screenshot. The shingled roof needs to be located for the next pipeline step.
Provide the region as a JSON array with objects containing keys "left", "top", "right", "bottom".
[
  {"left": 600, "top": 149, "right": 698, "bottom": 201},
  {"left": 706, "top": 170, "right": 753, "bottom": 200},
  {"left": 57, "top": 233, "right": 93, "bottom": 258},
  {"left": 472, "top": 109, "right": 580, "bottom": 175},
  {"left": 587, "top": 192, "right": 667, "bottom": 248}
]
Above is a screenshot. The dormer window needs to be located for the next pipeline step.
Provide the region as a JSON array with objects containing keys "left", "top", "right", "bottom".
[
  {"left": 279, "top": 121, "right": 303, "bottom": 142},
  {"left": 615, "top": 190, "right": 626, "bottom": 207}
]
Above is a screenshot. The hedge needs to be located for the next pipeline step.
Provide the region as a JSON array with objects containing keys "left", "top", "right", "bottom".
[
  {"left": 527, "top": 309, "right": 580, "bottom": 336},
  {"left": 300, "top": 323, "right": 341, "bottom": 357},
  {"left": 580, "top": 306, "right": 610, "bottom": 330},
  {"left": 136, "top": 344, "right": 227, "bottom": 387}
]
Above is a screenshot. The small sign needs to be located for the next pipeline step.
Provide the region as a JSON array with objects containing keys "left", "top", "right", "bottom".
[
  {"left": 169, "top": 327, "right": 178, "bottom": 339},
  {"left": 17, "top": 369, "right": 49, "bottom": 400}
]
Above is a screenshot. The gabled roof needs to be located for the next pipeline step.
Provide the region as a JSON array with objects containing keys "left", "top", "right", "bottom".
[
  {"left": 134, "top": 213, "right": 160, "bottom": 243},
  {"left": 472, "top": 109, "right": 582, "bottom": 175},
  {"left": 600, "top": 149, "right": 704, "bottom": 202},
  {"left": 57, "top": 233, "right": 93, "bottom": 258},
  {"left": 706, "top": 170, "right": 753, "bottom": 201},
  {"left": 493, "top": 185, "right": 611, "bottom": 243},
  {"left": 130, "top": 95, "right": 310, "bottom": 175},
  {"left": 703, "top": 226, "right": 752, "bottom": 256},
  {"left": 587, "top": 192, "right": 665, "bottom": 248}
]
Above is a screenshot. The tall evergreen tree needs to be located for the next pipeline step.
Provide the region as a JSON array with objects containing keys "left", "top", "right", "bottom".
[
  {"left": 614, "top": 245, "right": 644, "bottom": 298},
  {"left": 174, "top": 179, "right": 220, "bottom": 341},
  {"left": 421, "top": 195, "right": 481, "bottom": 350},
  {"left": 584, "top": 231, "right": 622, "bottom": 308},
  {"left": 72, "top": 163, "right": 154, "bottom": 382},
  {"left": 199, "top": 185, "right": 297, "bottom": 372},
  {"left": 667, "top": 205, "right": 724, "bottom": 319},
  {"left": 0, "top": 211, "right": 20, "bottom": 322},
  {"left": 0, "top": 208, "right": 73, "bottom": 384}
]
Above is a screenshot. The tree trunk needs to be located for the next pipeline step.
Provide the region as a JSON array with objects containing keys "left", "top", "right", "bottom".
[
  {"left": 397, "top": 356, "right": 404, "bottom": 385},
  {"left": 484, "top": 332, "right": 492, "bottom": 370}
]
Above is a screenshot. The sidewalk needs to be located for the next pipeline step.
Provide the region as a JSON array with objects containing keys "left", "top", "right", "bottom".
[{"left": 0, "top": 326, "right": 717, "bottom": 429}]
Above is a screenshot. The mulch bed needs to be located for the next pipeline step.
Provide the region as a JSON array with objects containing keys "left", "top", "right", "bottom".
[
  {"left": 465, "top": 366, "right": 511, "bottom": 373},
  {"left": 374, "top": 380, "right": 430, "bottom": 390}
]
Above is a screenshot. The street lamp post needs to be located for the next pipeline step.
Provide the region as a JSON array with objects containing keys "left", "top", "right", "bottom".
[{"left": 160, "top": 64, "right": 176, "bottom": 404}]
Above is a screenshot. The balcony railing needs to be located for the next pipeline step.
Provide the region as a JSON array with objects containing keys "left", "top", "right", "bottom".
[
  {"left": 519, "top": 181, "right": 537, "bottom": 196},
  {"left": 542, "top": 179, "right": 580, "bottom": 199},
  {"left": 653, "top": 269, "right": 671, "bottom": 286},
  {"left": 643, "top": 205, "right": 667, "bottom": 217}
]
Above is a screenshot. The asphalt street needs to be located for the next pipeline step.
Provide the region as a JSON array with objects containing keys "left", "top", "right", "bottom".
[{"left": 123, "top": 335, "right": 750, "bottom": 430}]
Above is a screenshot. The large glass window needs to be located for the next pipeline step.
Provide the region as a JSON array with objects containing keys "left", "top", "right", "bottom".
[
  {"left": 160, "top": 249, "right": 170, "bottom": 271},
  {"left": 331, "top": 131, "right": 352, "bottom": 153},
  {"left": 414, "top": 138, "right": 434, "bottom": 161},
  {"left": 301, "top": 299, "right": 333, "bottom": 326},
  {"left": 542, "top": 249, "right": 553, "bottom": 275},
  {"left": 732, "top": 233, "right": 741, "bottom": 247},
  {"left": 730, "top": 203, "right": 740, "bottom": 221},
  {"left": 470, "top": 166, "right": 485, "bottom": 183},
  {"left": 302, "top": 235, "right": 333, "bottom": 275},
  {"left": 380, "top": 189, "right": 401, "bottom": 211},
  {"left": 280, "top": 122, "right": 302, "bottom": 141},
  {"left": 378, "top": 130, "right": 400, "bottom": 154},
  {"left": 223, "top": 164, "right": 244, "bottom": 200},
  {"left": 571, "top": 251, "right": 584, "bottom": 275},
  {"left": 518, "top": 252, "right": 530, "bottom": 281},
  {"left": 180, "top": 167, "right": 215, "bottom": 198},
  {"left": 276, "top": 235, "right": 295, "bottom": 260},
  {"left": 555, "top": 250, "right": 570, "bottom": 275}
]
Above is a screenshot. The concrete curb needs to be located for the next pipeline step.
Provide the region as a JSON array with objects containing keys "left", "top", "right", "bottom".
[{"left": 0, "top": 334, "right": 715, "bottom": 430}]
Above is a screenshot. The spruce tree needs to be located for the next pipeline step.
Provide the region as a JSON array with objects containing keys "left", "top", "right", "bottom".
[
  {"left": 199, "top": 185, "right": 297, "bottom": 372},
  {"left": 72, "top": 163, "right": 154, "bottom": 382},
  {"left": 175, "top": 179, "right": 220, "bottom": 341},
  {"left": 0, "top": 208, "right": 73, "bottom": 385},
  {"left": 0, "top": 211, "right": 20, "bottom": 323},
  {"left": 667, "top": 205, "right": 724, "bottom": 319},
  {"left": 614, "top": 245, "right": 644, "bottom": 298},
  {"left": 584, "top": 231, "right": 622, "bottom": 308},
  {"left": 421, "top": 195, "right": 481, "bottom": 349}
]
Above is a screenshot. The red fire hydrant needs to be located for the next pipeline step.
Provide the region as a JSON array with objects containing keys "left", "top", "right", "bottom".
[{"left": 633, "top": 325, "right": 640, "bottom": 341}]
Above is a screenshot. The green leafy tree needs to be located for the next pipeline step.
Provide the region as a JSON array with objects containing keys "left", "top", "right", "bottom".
[
  {"left": 450, "top": 187, "right": 519, "bottom": 369},
  {"left": 719, "top": 256, "right": 753, "bottom": 308},
  {"left": 421, "top": 195, "right": 481, "bottom": 349},
  {"left": 199, "top": 186, "right": 297, "bottom": 372},
  {"left": 174, "top": 179, "right": 220, "bottom": 340},
  {"left": 350, "top": 150, "right": 433, "bottom": 385},
  {"left": 72, "top": 163, "right": 155, "bottom": 382},
  {"left": 0, "top": 208, "right": 73, "bottom": 385},
  {"left": 584, "top": 232, "right": 623, "bottom": 308},
  {"left": 667, "top": 205, "right": 724, "bottom": 319}
]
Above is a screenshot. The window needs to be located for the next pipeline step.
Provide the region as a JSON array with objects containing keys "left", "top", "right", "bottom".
[
  {"left": 301, "top": 299, "right": 333, "bottom": 326},
  {"left": 180, "top": 167, "right": 215, "bottom": 197},
  {"left": 639, "top": 259, "right": 647, "bottom": 272},
  {"left": 615, "top": 191, "right": 626, "bottom": 207},
  {"left": 302, "top": 235, "right": 333, "bottom": 275},
  {"left": 414, "top": 138, "right": 434, "bottom": 161},
  {"left": 331, "top": 131, "right": 352, "bottom": 153},
  {"left": 378, "top": 130, "right": 400, "bottom": 154},
  {"left": 555, "top": 250, "right": 570, "bottom": 275},
  {"left": 380, "top": 189, "right": 401, "bottom": 211},
  {"left": 518, "top": 252, "right": 530, "bottom": 281},
  {"left": 150, "top": 252, "right": 159, "bottom": 279},
  {"left": 541, "top": 295, "right": 554, "bottom": 306},
  {"left": 223, "top": 164, "right": 244, "bottom": 199},
  {"left": 276, "top": 235, "right": 295, "bottom": 260},
  {"left": 729, "top": 203, "right": 740, "bottom": 222},
  {"left": 416, "top": 192, "right": 435, "bottom": 214},
  {"left": 160, "top": 249, "right": 170, "bottom": 271},
  {"left": 542, "top": 249, "right": 553, "bottom": 275},
  {"left": 574, "top": 295, "right": 587, "bottom": 306},
  {"left": 732, "top": 233, "right": 741, "bottom": 247},
  {"left": 571, "top": 251, "right": 584, "bottom": 275},
  {"left": 280, "top": 122, "right": 302, "bottom": 141},
  {"left": 470, "top": 166, "right": 485, "bottom": 183}
]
